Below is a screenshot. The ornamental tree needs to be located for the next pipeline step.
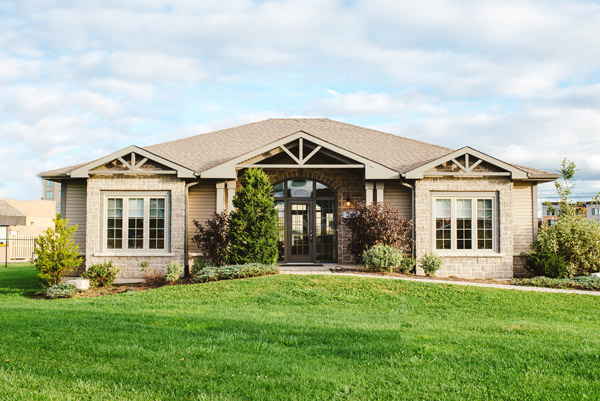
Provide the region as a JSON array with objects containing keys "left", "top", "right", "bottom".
[
  {"left": 345, "top": 201, "right": 413, "bottom": 263},
  {"left": 227, "top": 168, "right": 279, "bottom": 265}
]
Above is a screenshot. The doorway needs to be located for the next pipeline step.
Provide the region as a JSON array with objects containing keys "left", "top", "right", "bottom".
[{"left": 274, "top": 179, "right": 337, "bottom": 264}]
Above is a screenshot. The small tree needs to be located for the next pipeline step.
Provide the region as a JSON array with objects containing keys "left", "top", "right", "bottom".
[
  {"left": 33, "top": 217, "right": 81, "bottom": 286},
  {"left": 345, "top": 201, "right": 413, "bottom": 263},
  {"left": 227, "top": 168, "right": 279, "bottom": 265},
  {"left": 192, "top": 212, "right": 230, "bottom": 267},
  {"left": 527, "top": 158, "right": 600, "bottom": 277}
]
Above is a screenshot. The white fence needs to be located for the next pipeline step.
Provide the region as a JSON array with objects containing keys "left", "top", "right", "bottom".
[{"left": 0, "top": 235, "right": 36, "bottom": 262}]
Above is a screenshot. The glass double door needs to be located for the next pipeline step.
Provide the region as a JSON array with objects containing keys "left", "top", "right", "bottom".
[{"left": 287, "top": 201, "right": 312, "bottom": 263}]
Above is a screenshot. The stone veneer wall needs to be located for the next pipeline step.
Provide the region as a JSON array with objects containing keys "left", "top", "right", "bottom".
[
  {"left": 414, "top": 177, "right": 514, "bottom": 279},
  {"left": 252, "top": 168, "right": 365, "bottom": 264},
  {"left": 86, "top": 175, "right": 186, "bottom": 279}
]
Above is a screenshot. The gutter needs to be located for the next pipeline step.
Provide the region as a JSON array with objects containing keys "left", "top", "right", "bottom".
[{"left": 184, "top": 180, "right": 200, "bottom": 277}]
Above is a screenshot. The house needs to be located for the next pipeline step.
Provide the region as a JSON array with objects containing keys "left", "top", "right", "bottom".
[
  {"left": 542, "top": 201, "right": 600, "bottom": 225},
  {"left": 39, "top": 118, "right": 559, "bottom": 280},
  {"left": 41, "top": 179, "right": 62, "bottom": 215},
  {"left": 0, "top": 199, "right": 56, "bottom": 262}
]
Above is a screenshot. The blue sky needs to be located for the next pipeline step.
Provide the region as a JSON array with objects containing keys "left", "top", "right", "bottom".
[{"left": 1, "top": 0, "right": 600, "bottom": 203}]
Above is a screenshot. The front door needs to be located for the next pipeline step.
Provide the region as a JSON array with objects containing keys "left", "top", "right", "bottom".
[{"left": 287, "top": 201, "right": 313, "bottom": 263}]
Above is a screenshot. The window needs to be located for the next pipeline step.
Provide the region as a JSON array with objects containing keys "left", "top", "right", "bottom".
[
  {"left": 104, "top": 192, "right": 169, "bottom": 252},
  {"left": 433, "top": 194, "right": 496, "bottom": 252},
  {"left": 46, "top": 191, "right": 53, "bottom": 199},
  {"left": 46, "top": 180, "right": 53, "bottom": 187},
  {"left": 592, "top": 208, "right": 600, "bottom": 216}
]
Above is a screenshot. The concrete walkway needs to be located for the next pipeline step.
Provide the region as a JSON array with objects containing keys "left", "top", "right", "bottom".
[{"left": 279, "top": 265, "right": 600, "bottom": 296}]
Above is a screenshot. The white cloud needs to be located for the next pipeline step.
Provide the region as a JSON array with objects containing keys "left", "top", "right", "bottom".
[{"left": 1, "top": 0, "right": 600, "bottom": 200}]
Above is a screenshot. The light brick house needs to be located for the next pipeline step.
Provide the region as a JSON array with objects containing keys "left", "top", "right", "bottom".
[{"left": 39, "top": 119, "right": 558, "bottom": 279}]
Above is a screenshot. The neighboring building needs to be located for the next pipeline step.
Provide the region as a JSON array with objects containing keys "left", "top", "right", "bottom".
[
  {"left": 542, "top": 201, "right": 600, "bottom": 225},
  {"left": 41, "top": 179, "right": 61, "bottom": 215},
  {"left": 39, "top": 118, "right": 559, "bottom": 280},
  {"left": 0, "top": 199, "right": 56, "bottom": 262}
]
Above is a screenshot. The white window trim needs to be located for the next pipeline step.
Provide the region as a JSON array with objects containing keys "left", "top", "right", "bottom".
[
  {"left": 431, "top": 192, "right": 500, "bottom": 256},
  {"left": 101, "top": 191, "right": 171, "bottom": 255}
]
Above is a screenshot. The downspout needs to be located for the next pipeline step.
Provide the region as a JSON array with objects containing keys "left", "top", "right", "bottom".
[
  {"left": 184, "top": 180, "right": 200, "bottom": 278},
  {"left": 401, "top": 180, "right": 416, "bottom": 258}
]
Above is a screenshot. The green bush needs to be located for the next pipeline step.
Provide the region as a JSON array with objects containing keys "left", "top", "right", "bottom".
[
  {"left": 512, "top": 276, "right": 600, "bottom": 291},
  {"left": 82, "top": 261, "right": 119, "bottom": 287},
  {"left": 534, "top": 217, "right": 600, "bottom": 276},
  {"left": 228, "top": 168, "right": 279, "bottom": 265},
  {"left": 400, "top": 257, "right": 417, "bottom": 274},
  {"left": 45, "top": 283, "right": 78, "bottom": 299},
  {"left": 193, "top": 262, "right": 278, "bottom": 283},
  {"left": 165, "top": 261, "right": 184, "bottom": 283},
  {"left": 33, "top": 217, "right": 81, "bottom": 286},
  {"left": 534, "top": 158, "right": 600, "bottom": 276},
  {"left": 419, "top": 252, "right": 443, "bottom": 276},
  {"left": 523, "top": 251, "right": 570, "bottom": 278},
  {"left": 363, "top": 244, "right": 403, "bottom": 272}
]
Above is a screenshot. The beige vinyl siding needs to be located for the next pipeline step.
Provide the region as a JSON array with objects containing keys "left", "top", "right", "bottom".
[
  {"left": 513, "top": 182, "right": 534, "bottom": 254},
  {"left": 188, "top": 183, "right": 217, "bottom": 252},
  {"left": 383, "top": 181, "right": 412, "bottom": 218},
  {"left": 64, "top": 179, "right": 87, "bottom": 255}
]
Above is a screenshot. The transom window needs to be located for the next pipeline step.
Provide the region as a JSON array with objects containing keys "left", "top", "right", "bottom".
[
  {"left": 103, "top": 192, "right": 169, "bottom": 252},
  {"left": 434, "top": 194, "right": 496, "bottom": 252}
]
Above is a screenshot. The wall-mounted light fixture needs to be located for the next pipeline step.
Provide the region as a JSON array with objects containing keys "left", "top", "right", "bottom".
[{"left": 345, "top": 197, "right": 352, "bottom": 207}]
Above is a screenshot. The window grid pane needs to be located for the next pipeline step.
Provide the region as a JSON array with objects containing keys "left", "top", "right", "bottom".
[
  {"left": 477, "top": 199, "right": 493, "bottom": 250},
  {"left": 456, "top": 199, "right": 472, "bottom": 250},
  {"left": 149, "top": 198, "right": 165, "bottom": 249},
  {"left": 107, "top": 198, "right": 123, "bottom": 249},
  {"left": 128, "top": 198, "right": 144, "bottom": 249},
  {"left": 436, "top": 199, "right": 451, "bottom": 249}
]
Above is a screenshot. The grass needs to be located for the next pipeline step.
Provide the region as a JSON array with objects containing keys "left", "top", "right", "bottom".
[{"left": 1, "top": 264, "right": 600, "bottom": 400}]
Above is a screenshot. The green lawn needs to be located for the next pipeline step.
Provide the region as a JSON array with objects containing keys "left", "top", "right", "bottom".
[{"left": 1, "top": 265, "right": 599, "bottom": 400}]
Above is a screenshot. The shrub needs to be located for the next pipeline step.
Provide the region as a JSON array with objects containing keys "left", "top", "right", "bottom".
[
  {"left": 534, "top": 158, "right": 600, "bottom": 276},
  {"left": 228, "top": 168, "right": 279, "bottom": 265},
  {"left": 33, "top": 217, "right": 81, "bottom": 286},
  {"left": 523, "top": 251, "right": 570, "bottom": 278},
  {"left": 192, "top": 212, "right": 230, "bottom": 267},
  {"left": 363, "top": 244, "right": 403, "bottom": 272},
  {"left": 399, "top": 257, "right": 417, "bottom": 274},
  {"left": 45, "top": 283, "right": 78, "bottom": 299},
  {"left": 139, "top": 263, "right": 164, "bottom": 286},
  {"left": 165, "top": 261, "right": 184, "bottom": 283},
  {"left": 345, "top": 201, "right": 413, "bottom": 263},
  {"left": 193, "top": 262, "right": 278, "bottom": 283},
  {"left": 419, "top": 252, "right": 443, "bottom": 276},
  {"left": 533, "top": 217, "right": 600, "bottom": 276},
  {"left": 82, "top": 261, "right": 120, "bottom": 287},
  {"left": 512, "top": 276, "right": 600, "bottom": 291}
]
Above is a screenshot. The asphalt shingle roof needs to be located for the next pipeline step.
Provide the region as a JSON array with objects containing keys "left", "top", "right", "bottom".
[{"left": 39, "top": 118, "right": 555, "bottom": 178}]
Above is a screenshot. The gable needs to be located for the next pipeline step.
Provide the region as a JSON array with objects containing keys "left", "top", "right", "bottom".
[
  {"left": 200, "top": 131, "right": 400, "bottom": 179},
  {"left": 70, "top": 146, "right": 196, "bottom": 179},
  {"left": 404, "top": 147, "right": 528, "bottom": 179}
]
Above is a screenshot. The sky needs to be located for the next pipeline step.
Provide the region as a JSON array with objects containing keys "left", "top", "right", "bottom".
[{"left": 1, "top": 0, "right": 600, "bottom": 204}]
